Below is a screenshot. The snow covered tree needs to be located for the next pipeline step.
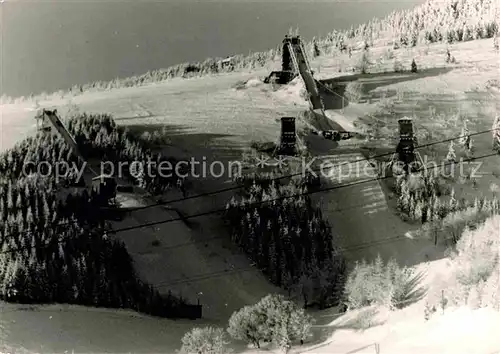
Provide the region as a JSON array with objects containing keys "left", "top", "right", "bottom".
[
  {"left": 458, "top": 121, "right": 469, "bottom": 146},
  {"left": 446, "top": 140, "right": 457, "bottom": 163},
  {"left": 414, "top": 200, "right": 423, "bottom": 222},
  {"left": 492, "top": 115, "right": 500, "bottom": 152},
  {"left": 228, "top": 294, "right": 313, "bottom": 351},
  {"left": 180, "top": 327, "right": 230, "bottom": 354},
  {"left": 358, "top": 48, "right": 370, "bottom": 74},
  {"left": 0, "top": 113, "right": 186, "bottom": 317},
  {"left": 449, "top": 188, "right": 458, "bottom": 211},
  {"left": 482, "top": 272, "right": 500, "bottom": 309},
  {"left": 397, "top": 179, "right": 411, "bottom": 214},
  {"left": 273, "top": 322, "right": 291, "bottom": 353},
  {"left": 227, "top": 305, "right": 263, "bottom": 348},
  {"left": 411, "top": 58, "right": 418, "bottom": 73},
  {"left": 288, "top": 305, "right": 313, "bottom": 345},
  {"left": 313, "top": 40, "right": 320, "bottom": 58},
  {"left": 224, "top": 171, "right": 344, "bottom": 305}
]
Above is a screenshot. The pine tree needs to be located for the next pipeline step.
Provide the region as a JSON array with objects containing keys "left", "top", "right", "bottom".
[
  {"left": 397, "top": 180, "right": 411, "bottom": 214},
  {"left": 313, "top": 40, "right": 320, "bottom": 58},
  {"left": 12, "top": 190, "right": 20, "bottom": 213},
  {"left": 269, "top": 235, "right": 277, "bottom": 283},
  {"left": 459, "top": 120, "right": 469, "bottom": 146},
  {"left": 411, "top": 58, "right": 418, "bottom": 73},
  {"left": 446, "top": 140, "right": 456, "bottom": 162},
  {"left": 421, "top": 199, "right": 432, "bottom": 224},
  {"left": 408, "top": 197, "right": 416, "bottom": 219},
  {"left": 481, "top": 273, "right": 499, "bottom": 309},
  {"left": 466, "top": 137, "right": 474, "bottom": 158},
  {"left": 25, "top": 207, "right": 34, "bottom": 230},
  {"left": 7, "top": 184, "right": 14, "bottom": 211},
  {"left": 492, "top": 115, "right": 500, "bottom": 152},
  {"left": 449, "top": 188, "right": 458, "bottom": 211},
  {"left": 491, "top": 197, "right": 499, "bottom": 214},
  {"left": 483, "top": 199, "right": 492, "bottom": 213},
  {"left": 371, "top": 254, "right": 388, "bottom": 305},
  {"left": 358, "top": 48, "right": 370, "bottom": 74},
  {"left": 22, "top": 184, "right": 30, "bottom": 211},
  {"left": 473, "top": 197, "right": 481, "bottom": 211}
]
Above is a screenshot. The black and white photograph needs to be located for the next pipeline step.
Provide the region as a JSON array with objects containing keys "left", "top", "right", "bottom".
[{"left": 1, "top": 0, "right": 500, "bottom": 352}]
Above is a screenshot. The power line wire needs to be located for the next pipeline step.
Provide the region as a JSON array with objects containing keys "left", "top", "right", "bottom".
[
  {"left": 149, "top": 231, "right": 421, "bottom": 289},
  {"left": 6, "top": 144, "right": 500, "bottom": 246},
  {"left": 1, "top": 134, "right": 497, "bottom": 256},
  {"left": 2, "top": 123, "right": 494, "bottom": 239},
  {"left": 142, "top": 231, "right": 417, "bottom": 289},
  {"left": 149, "top": 218, "right": 442, "bottom": 289},
  {"left": 98, "top": 151, "right": 500, "bottom": 284},
  {"left": 1, "top": 152, "right": 498, "bottom": 289},
  {"left": 0, "top": 195, "right": 406, "bottom": 257},
  {"left": 2, "top": 78, "right": 497, "bottom": 302},
  {"left": 112, "top": 127, "right": 496, "bottom": 214},
  {"left": 133, "top": 199, "right": 397, "bottom": 255},
  {"left": 0, "top": 216, "right": 413, "bottom": 290},
  {"left": 108, "top": 151, "right": 499, "bottom": 234}
]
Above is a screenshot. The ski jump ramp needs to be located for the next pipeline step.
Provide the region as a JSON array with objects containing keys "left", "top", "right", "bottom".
[
  {"left": 284, "top": 37, "right": 323, "bottom": 111},
  {"left": 285, "top": 36, "right": 359, "bottom": 133}
]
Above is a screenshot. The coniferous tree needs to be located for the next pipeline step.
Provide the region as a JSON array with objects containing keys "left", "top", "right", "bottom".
[
  {"left": 446, "top": 140, "right": 457, "bottom": 163},
  {"left": 411, "top": 58, "right": 418, "bottom": 73},
  {"left": 449, "top": 188, "right": 458, "bottom": 211},
  {"left": 313, "top": 40, "right": 320, "bottom": 58},
  {"left": 0, "top": 113, "right": 186, "bottom": 317},
  {"left": 492, "top": 115, "right": 500, "bottom": 152}
]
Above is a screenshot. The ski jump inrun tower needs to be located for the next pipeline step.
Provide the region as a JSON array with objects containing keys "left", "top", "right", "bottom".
[{"left": 265, "top": 35, "right": 325, "bottom": 113}]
